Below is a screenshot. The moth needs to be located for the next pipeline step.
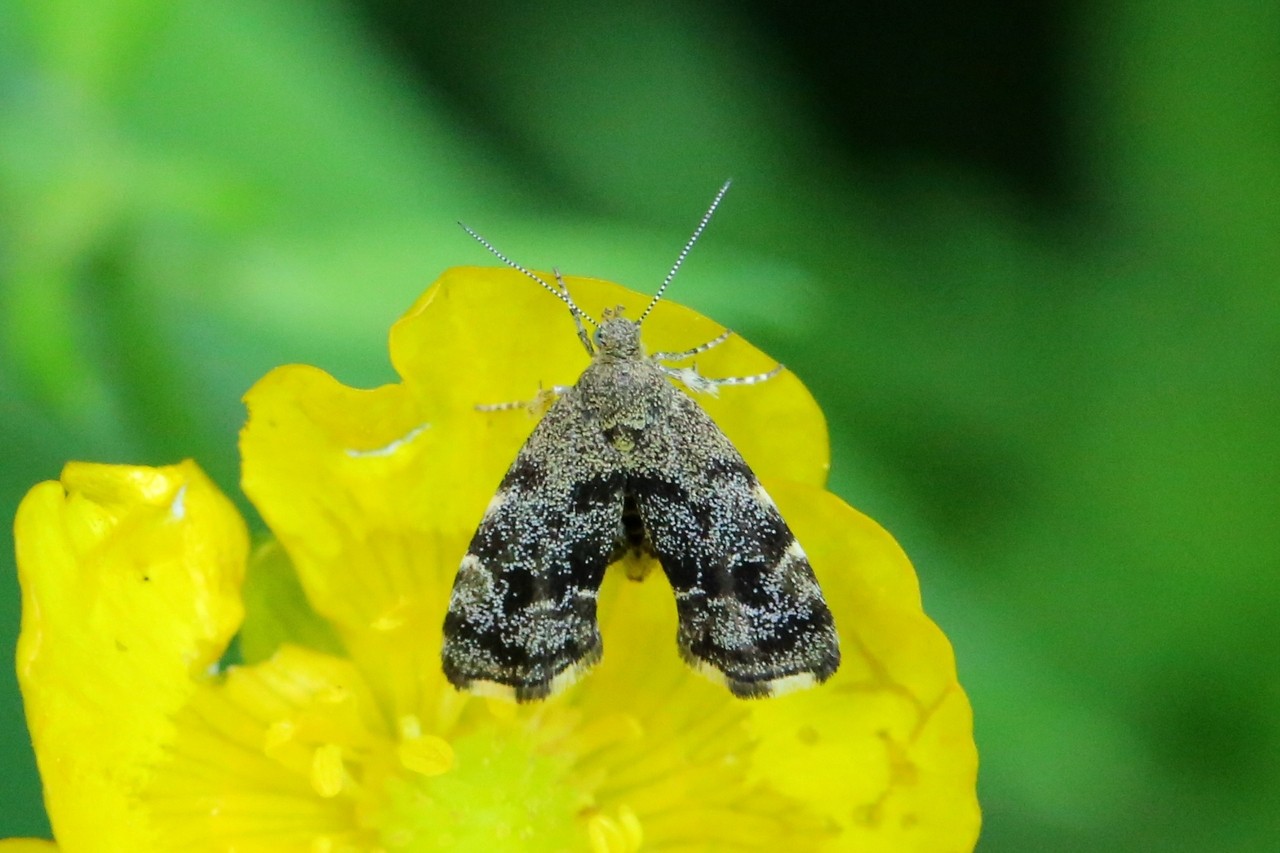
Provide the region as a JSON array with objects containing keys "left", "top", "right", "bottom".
[{"left": 442, "top": 182, "right": 840, "bottom": 701}]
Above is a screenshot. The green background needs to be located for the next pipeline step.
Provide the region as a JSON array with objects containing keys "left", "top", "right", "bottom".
[{"left": 2, "top": 1, "right": 1277, "bottom": 849}]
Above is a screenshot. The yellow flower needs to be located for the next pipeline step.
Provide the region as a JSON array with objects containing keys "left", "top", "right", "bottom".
[{"left": 13, "top": 267, "right": 980, "bottom": 851}]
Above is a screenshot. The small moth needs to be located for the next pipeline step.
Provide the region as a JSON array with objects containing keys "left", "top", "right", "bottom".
[{"left": 442, "top": 182, "right": 840, "bottom": 701}]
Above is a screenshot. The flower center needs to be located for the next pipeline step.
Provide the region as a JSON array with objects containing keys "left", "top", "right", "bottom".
[
  {"left": 144, "top": 632, "right": 828, "bottom": 851},
  {"left": 145, "top": 647, "right": 608, "bottom": 851},
  {"left": 375, "top": 726, "right": 580, "bottom": 852}
]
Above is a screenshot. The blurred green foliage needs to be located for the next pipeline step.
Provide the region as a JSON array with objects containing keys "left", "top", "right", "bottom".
[{"left": 2, "top": 0, "right": 1277, "bottom": 849}]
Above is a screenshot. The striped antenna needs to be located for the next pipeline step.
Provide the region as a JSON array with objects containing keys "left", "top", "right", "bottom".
[
  {"left": 458, "top": 222, "right": 598, "bottom": 332},
  {"left": 639, "top": 180, "right": 732, "bottom": 323}
]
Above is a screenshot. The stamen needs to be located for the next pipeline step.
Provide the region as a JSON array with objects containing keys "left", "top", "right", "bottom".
[
  {"left": 398, "top": 714, "right": 423, "bottom": 739},
  {"left": 398, "top": 735, "right": 455, "bottom": 776},
  {"left": 263, "top": 719, "right": 296, "bottom": 758},
  {"left": 617, "top": 805, "right": 643, "bottom": 849},
  {"left": 397, "top": 714, "right": 455, "bottom": 776},
  {"left": 588, "top": 812, "right": 640, "bottom": 853},
  {"left": 310, "top": 743, "right": 345, "bottom": 797}
]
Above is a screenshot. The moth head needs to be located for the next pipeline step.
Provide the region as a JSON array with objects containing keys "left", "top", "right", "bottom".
[{"left": 593, "top": 310, "right": 642, "bottom": 360}]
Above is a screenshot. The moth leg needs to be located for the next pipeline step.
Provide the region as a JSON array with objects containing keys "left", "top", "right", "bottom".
[
  {"left": 553, "top": 268, "right": 594, "bottom": 355},
  {"left": 651, "top": 329, "right": 732, "bottom": 363},
  {"left": 476, "top": 384, "right": 573, "bottom": 415},
  {"left": 659, "top": 361, "right": 783, "bottom": 397}
]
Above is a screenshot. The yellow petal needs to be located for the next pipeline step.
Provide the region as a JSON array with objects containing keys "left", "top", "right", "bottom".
[
  {"left": 14, "top": 461, "right": 247, "bottom": 850},
  {"left": 240, "top": 363, "right": 456, "bottom": 722},
  {"left": 0, "top": 842, "right": 59, "bottom": 851},
  {"left": 745, "top": 481, "right": 982, "bottom": 850}
]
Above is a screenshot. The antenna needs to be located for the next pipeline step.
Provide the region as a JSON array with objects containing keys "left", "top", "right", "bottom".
[
  {"left": 639, "top": 179, "right": 732, "bottom": 323},
  {"left": 458, "top": 222, "right": 598, "bottom": 335}
]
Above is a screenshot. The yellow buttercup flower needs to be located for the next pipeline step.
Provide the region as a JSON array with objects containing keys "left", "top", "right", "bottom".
[{"left": 12, "top": 267, "right": 980, "bottom": 851}]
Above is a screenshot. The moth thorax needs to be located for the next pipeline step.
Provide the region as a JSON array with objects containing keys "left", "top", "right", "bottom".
[{"left": 592, "top": 313, "right": 642, "bottom": 361}]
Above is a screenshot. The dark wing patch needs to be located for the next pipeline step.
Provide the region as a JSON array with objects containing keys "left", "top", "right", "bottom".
[
  {"left": 629, "top": 390, "right": 840, "bottom": 697},
  {"left": 442, "top": 398, "right": 624, "bottom": 702}
]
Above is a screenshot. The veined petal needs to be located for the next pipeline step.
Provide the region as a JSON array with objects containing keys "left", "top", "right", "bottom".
[{"left": 13, "top": 461, "right": 247, "bottom": 850}]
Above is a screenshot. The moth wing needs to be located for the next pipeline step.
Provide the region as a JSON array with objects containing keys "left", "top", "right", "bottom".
[
  {"left": 630, "top": 387, "right": 840, "bottom": 697},
  {"left": 443, "top": 393, "right": 624, "bottom": 701}
]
